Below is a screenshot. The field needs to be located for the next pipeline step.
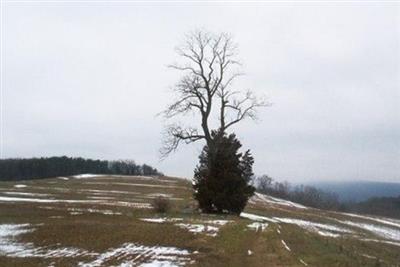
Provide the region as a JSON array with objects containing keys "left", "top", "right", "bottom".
[{"left": 0, "top": 175, "right": 399, "bottom": 267}]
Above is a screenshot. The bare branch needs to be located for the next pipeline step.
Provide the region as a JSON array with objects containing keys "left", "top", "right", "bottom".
[
  {"left": 161, "top": 30, "right": 268, "bottom": 157},
  {"left": 223, "top": 91, "right": 269, "bottom": 130},
  {"left": 160, "top": 124, "right": 205, "bottom": 158}
]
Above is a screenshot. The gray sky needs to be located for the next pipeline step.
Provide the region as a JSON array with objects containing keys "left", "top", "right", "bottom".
[{"left": 2, "top": 2, "right": 399, "bottom": 182}]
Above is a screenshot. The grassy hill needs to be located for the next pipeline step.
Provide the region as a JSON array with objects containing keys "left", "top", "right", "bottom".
[{"left": 0, "top": 175, "right": 399, "bottom": 267}]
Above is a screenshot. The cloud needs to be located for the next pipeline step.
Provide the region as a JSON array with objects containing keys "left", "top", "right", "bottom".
[{"left": 3, "top": 3, "right": 399, "bottom": 182}]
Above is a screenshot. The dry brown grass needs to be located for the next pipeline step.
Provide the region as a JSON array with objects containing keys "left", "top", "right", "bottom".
[{"left": 0, "top": 175, "right": 399, "bottom": 267}]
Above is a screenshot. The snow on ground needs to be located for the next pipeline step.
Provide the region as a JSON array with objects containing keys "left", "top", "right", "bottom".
[
  {"left": 140, "top": 218, "right": 169, "bottom": 223},
  {"left": 281, "top": 240, "right": 291, "bottom": 251},
  {"left": 340, "top": 212, "right": 400, "bottom": 229},
  {"left": 83, "top": 189, "right": 139, "bottom": 195},
  {"left": 140, "top": 218, "right": 229, "bottom": 237},
  {"left": 316, "top": 230, "right": 340, "bottom": 238},
  {"left": 104, "top": 201, "right": 152, "bottom": 209},
  {"left": 0, "top": 224, "right": 33, "bottom": 255},
  {"left": 73, "top": 174, "right": 105, "bottom": 179},
  {"left": 87, "top": 196, "right": 115, "bottom": 200},
  {"left": 0, "top": 224, "right": 93, "bottom": 258},
  {"left": 241, "top": 212, "right": 352, "bottom": 238},
  {"left": 240, "top": 212, "right": 278, "bottom": 223},
  {"left": 14, "top": 184, "right": 27, "bottom": 188},
  {"left": 139, "top": 260, "right": 181, "bottom": 267},
  {"left": 175, "top": 223, "right": 219, "bottom": 237},
  {"left": 78, "top": 243, "right": 191, "bottom": 267},
  {"left": 250, "top": 193, "right": 307, "bottom": 209},
  {"left": 68, "top": 208, "right": 122, "bottom": 216},
  {"left": 247, "top": 222, "right": 268, "bottom": 232},
  {"left": 1, "top": 224, "right": 191, "bottom": 265},
  {"left": 2, "top": 192, "right": 50, "bottom": 197},
  {"left": 274, "top": 217, "right": 353, "bottom": 237},
  {"left": 106, "top": 183, "right": 183, "bottom": 189},
  {"left": 139, "top": 218, "right": 184, "bottom": 224},
  {"left": 340, "top": 220, "right": 400, "bottom": 241},
  {"left": 299, "top": 258, "right": 308, "bottom": 266},
  {"left": 147, "top": 193, "right": 173, "bottom": 198},
  {"left": 0, "top": 196, "right": 151, "bottom": 208},
  {"left": 203, "top": 220, "right": 232, "bottom": 226},
  {"left": 0, "top": 196, "right": 81, "bottom": 203},
  {"left": 58, "top": 177, "right": 69, "bottom": 180},
  {"left": 360, "top": 238, "right": 400, "bottom": 247}
]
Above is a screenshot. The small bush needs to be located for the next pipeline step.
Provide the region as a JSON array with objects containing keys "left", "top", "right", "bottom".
[{"left": 152, "top": 196, "right": 171, "bottom": 213}]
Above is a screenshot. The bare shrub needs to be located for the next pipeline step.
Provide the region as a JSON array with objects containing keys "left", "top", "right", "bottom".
[{"left": 152, "top": 196, "right": 171, "bottom": 213}]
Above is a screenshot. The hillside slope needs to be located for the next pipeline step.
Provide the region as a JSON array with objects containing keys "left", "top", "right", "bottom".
[{"left": 0, "top": 175, "right": 399, "bottom": 267}]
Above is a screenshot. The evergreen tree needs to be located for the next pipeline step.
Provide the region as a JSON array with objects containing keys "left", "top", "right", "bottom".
[{"left": 193, "top": 131, "right": 255, "bottom": 214}]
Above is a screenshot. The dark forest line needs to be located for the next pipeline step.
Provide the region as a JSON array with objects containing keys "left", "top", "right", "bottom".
[{"left": 0, "top": 156, "right": 161, "bottom": 181}]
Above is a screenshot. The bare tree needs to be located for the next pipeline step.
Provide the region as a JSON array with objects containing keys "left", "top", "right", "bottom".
[{"left": 161, "top": 30, "right": 267, "bottom": 157}]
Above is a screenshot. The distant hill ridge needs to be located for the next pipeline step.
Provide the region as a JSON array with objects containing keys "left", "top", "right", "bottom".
[{"left": 309, "top": 181, "right": 400, "bottom": 202}]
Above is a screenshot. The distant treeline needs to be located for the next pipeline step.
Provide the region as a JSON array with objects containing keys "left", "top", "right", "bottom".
[
  {"left": 344, "top": 196, "right": 400, "bottom": 219},
  {"left": 254, "top": 175, "right": 400, "bottom": 219},
  {"left": 0, "top": 156, "right": 162, "bottom": 181}
]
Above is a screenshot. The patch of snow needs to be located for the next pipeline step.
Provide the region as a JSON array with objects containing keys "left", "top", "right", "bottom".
[
  {"left": 0, "top": 196, "right": 151, "bottom": 209},
  {"left": 340, "top": 220, "right": 400, "bottom": 241},
  {"left": 141, "top": 218, "right": 169, "bottom": 223},
  {"left": 78, "top": 243, "right": 190, "bottom": 267},
  {"left": 247, "top": 222, "right": 268, "bottom": 232},
  {"left": 203, "top": 220, "right": 232, "bottom": 226},
  {"left": 73, "top": 174, "right": 104, "bottom": 179},
  {"left": 139, "top": 260, "right": 180, "bottom": 267},
  {"left": 361, "top": 253, "right": 377, "bottom": 259},
  {"left": 58, "top": 177, "right": 69, "bottom": 180},
  {"left": 360, "top": 238, "right": 400, "bottom": 247},
  {"left": 316, "top": 230, "right": 340, "bottom": 238},
  {"left": 299, "top": 259, "right": 308, "bottom": 266},
  {"left": 251, "top": 192, "right": 307, "bottom": 209},
  {"left": 247, "top": 250, "right": 253, "bottom": 256},
  {"left": 277, "top": 229, "right": 281, "bottom": 234},
  {"left": 147, "top": 193, "right": 173, "bottom": 198},
  {"left": 87, "top": 196, "right": 115, "bottom": 200},
  {"left": 0, "top": 196, "right": 102, "bottom": 204},
  {"left": 281, "top": 240, "right": 291, "bottom": 251},
  {"left": 241, "top": 212, "right": 353, "bottom": 238},
  {"left": 175, "top": 223, "right": 219, "bottom": 237},
  {"left": 240, "top": 212, "right": 278, "bottom": 223},
  {"left": 14, "top": 184, "right": 27, "bottom": 188},
  {"left": 140, "top": 217, "right": 182, "bottom": 224},
  {"left": 111, "top": 183, "right": 183, "bottom": 189},
  {"left": 2, "top": 192, "right": 50, "bottom": 197},
  {"left": 0, "top": 224, "right": 93, "bottom": 258},
  {"left": 340, "top": 212, "right": 400, "bottom": 229},
  {"left": 0, "top": 224, "right": 33, "bottom": 255},
  {"left": 103, "top": 201, "right": 152, "bottom": 209},
  {"left": 68, "top": 208, "right": 122, "bottom": 216},
  {"left": 83, "top": 189, "right": 139, "bottom": 195},
  {"left": 274, "top": 217, "right": 353, "bottom": 237}
]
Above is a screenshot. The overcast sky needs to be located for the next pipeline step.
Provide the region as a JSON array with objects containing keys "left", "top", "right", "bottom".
[{"left": 2, "top": 2, "right": 399, "bottom": 182}]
